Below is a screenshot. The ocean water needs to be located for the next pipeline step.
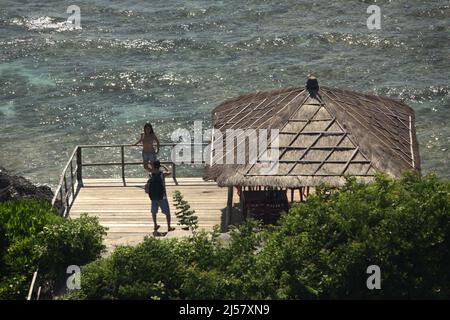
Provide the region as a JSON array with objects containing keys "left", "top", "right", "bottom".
[{"left": 0, "top": 0, "right": 449, "bottom": 187}]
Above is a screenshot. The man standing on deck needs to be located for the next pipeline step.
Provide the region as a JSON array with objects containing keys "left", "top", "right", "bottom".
[{"left": 146, "top": 160, "right": 175, "bottom": 235}]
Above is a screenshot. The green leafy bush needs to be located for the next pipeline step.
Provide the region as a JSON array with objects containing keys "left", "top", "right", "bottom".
[
  {"left": 36, "top": 214, "right": 107, "bottom": 290},
  {"left": 65, "top": 172, "right": 450, "bottom": 300},
  {"left": 258, "top": 172, "right": 450, "bottom": 299},
  {"left": 64, "top": 221, "right": 267, "bottom": 300},
  {"left": 0, "top": 200, "right": 60, "bottom": 299},
  {"left": 65, "top": 238, "right": 178, "bottom": 300},
  {"left": 0, "top": 224, "right": 6, "bottom": 275},
  {"left": 0, "top": 200, "right": 107, "bottom": 299}
]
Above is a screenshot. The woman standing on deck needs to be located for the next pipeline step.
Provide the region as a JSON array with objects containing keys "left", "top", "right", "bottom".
[{"left": 133, "top": 123, "right": 160, "bottom": 172}]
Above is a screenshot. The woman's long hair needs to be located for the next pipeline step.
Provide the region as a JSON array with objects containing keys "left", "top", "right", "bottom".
[{"left": 144, "top": 123, "right": 154, "bottom": 135}]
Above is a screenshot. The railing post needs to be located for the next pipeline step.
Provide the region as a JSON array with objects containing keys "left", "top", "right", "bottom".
[
  {"left": 121, "top": 145, "right": 126, "bottom": 186},
  {"left": 172, "top": 162, "right": 178, "bottom": 185},
  {"left": 63, "top": 175, "right": 69, "bottom": 214},
  {"left": 76, "top": 147, "right": 83, "bottom": 186},
  {"left": 225, "top": 186, "right": 233, "bottom": 232},
  {"left": 59, "top": 187, "right": 64, "bottom": 216},
  {"left": 70, "top": 161, "right": 75, "bottom": 198}
]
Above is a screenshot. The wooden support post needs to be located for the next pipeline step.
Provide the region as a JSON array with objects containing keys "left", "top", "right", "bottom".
[
  {"left": 63, "top": 175, "right": 69, "bottom": 210},
  {"left": 121, "top": 146, "right": 126, "bottom": 186},
  {"left": 172, "top": 162, "right": 178, "bottom": 185},
  {"left": 225, "top": 186, "right": 233, "bottom": 230},
  {"left": 300, "top": 187, "right": 304, "bottom": 202},
  {"left": 27, "top": 270, "right": 38, "bottom": 300},
  {"left": 76, "top": 147, "right": 83, "bottom": 186},
  {"left": 239, "top": 190, "right": 245, "bottom": 221},
  {"left": 59, "top": 187, "right": 64, "bottom": 216},
  {"left": 69, "top": 161, "right": 75, "bottom": 198}
]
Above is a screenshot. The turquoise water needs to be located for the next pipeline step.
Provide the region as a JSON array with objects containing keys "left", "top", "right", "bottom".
[{"left": 0, "top": 0, "right": 449, "bottom": 186}]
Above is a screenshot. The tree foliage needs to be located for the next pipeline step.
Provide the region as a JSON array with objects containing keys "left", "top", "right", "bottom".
[
  {"left": 63, "top": 172, "right": 450, "bottom": 299},
  {"left": 0, "top": 200, "right": 107, "bottom": 299}
]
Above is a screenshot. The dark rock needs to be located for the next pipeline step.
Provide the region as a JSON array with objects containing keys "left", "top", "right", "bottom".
[{"left": 0, "top": 167, "right": 54, "bottom": 203}]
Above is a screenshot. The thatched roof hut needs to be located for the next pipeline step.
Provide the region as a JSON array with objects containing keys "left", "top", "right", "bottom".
[{"left": 204, "top": 77, "right": 421, "bottom": 188}]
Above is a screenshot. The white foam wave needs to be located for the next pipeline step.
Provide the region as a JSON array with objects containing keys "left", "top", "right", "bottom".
[{"left": 10, "top": 16, "right": 82, "bottom": 32}]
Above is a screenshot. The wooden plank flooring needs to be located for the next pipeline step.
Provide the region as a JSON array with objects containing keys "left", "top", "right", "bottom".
[{"left": 69, "top": 178, "right": 240, "bottom": 252}]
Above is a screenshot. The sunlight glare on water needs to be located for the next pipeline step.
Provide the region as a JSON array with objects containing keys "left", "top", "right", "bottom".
[{"left": 0, "top": 0, "right": 448, "bottom": 186}]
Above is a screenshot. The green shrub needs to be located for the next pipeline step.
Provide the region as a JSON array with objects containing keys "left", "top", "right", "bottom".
[
  {"left": 0, "top": 200, "right": 60, "bottom": 241},
  {"left": 0, "top": 200, "right": 61, "bottom": 299},
  {"left": 63, "top": 258, "right": 115, "bottom": 300},
  {"left": 0, "top": 224, "right": 6, "bottom": 275},
  {"left": 36, "top": 214, "right": 107, "bottom": 289},
  {"left": 0, "top": 200, "right": 107, "bottom": 299},
  {"left": 258, "top": 172, "right": 450, "bottom": 299},
  {"left": 64, "top": 223, "right": 263, "bottom": 300},
  {"left": 66, "top": 237, "right": 184, "bottom": 300},
  {"left": 65, "top": 172, "right": 450, "bottom": 300},
  {"left": 180, "top": 266, "right": 232, "bottom": 299}
]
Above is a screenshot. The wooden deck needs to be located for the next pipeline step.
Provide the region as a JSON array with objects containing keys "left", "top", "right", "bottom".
[{"left": 69, "top": 178, "right": 240, "bottom": 252}]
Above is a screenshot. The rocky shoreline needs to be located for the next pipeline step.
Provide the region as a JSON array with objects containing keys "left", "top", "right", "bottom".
[{"left": 0, "top": 167, "right": 54, "bottom": 203}]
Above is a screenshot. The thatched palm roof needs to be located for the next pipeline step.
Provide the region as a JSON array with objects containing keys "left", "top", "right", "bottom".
[{"left": 203, "top": 81, "right": 421, "bottom": 188}]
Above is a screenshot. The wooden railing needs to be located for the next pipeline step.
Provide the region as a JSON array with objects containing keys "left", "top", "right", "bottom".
[
  {"left": 27, "top": 142, "right": 208, "bottom": 300},
  {"left": 50, "top": 146, "right": 79, "bottom": 217},
  {"left": 51, "top": 143, "right": 209, "bottom": 217}
]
